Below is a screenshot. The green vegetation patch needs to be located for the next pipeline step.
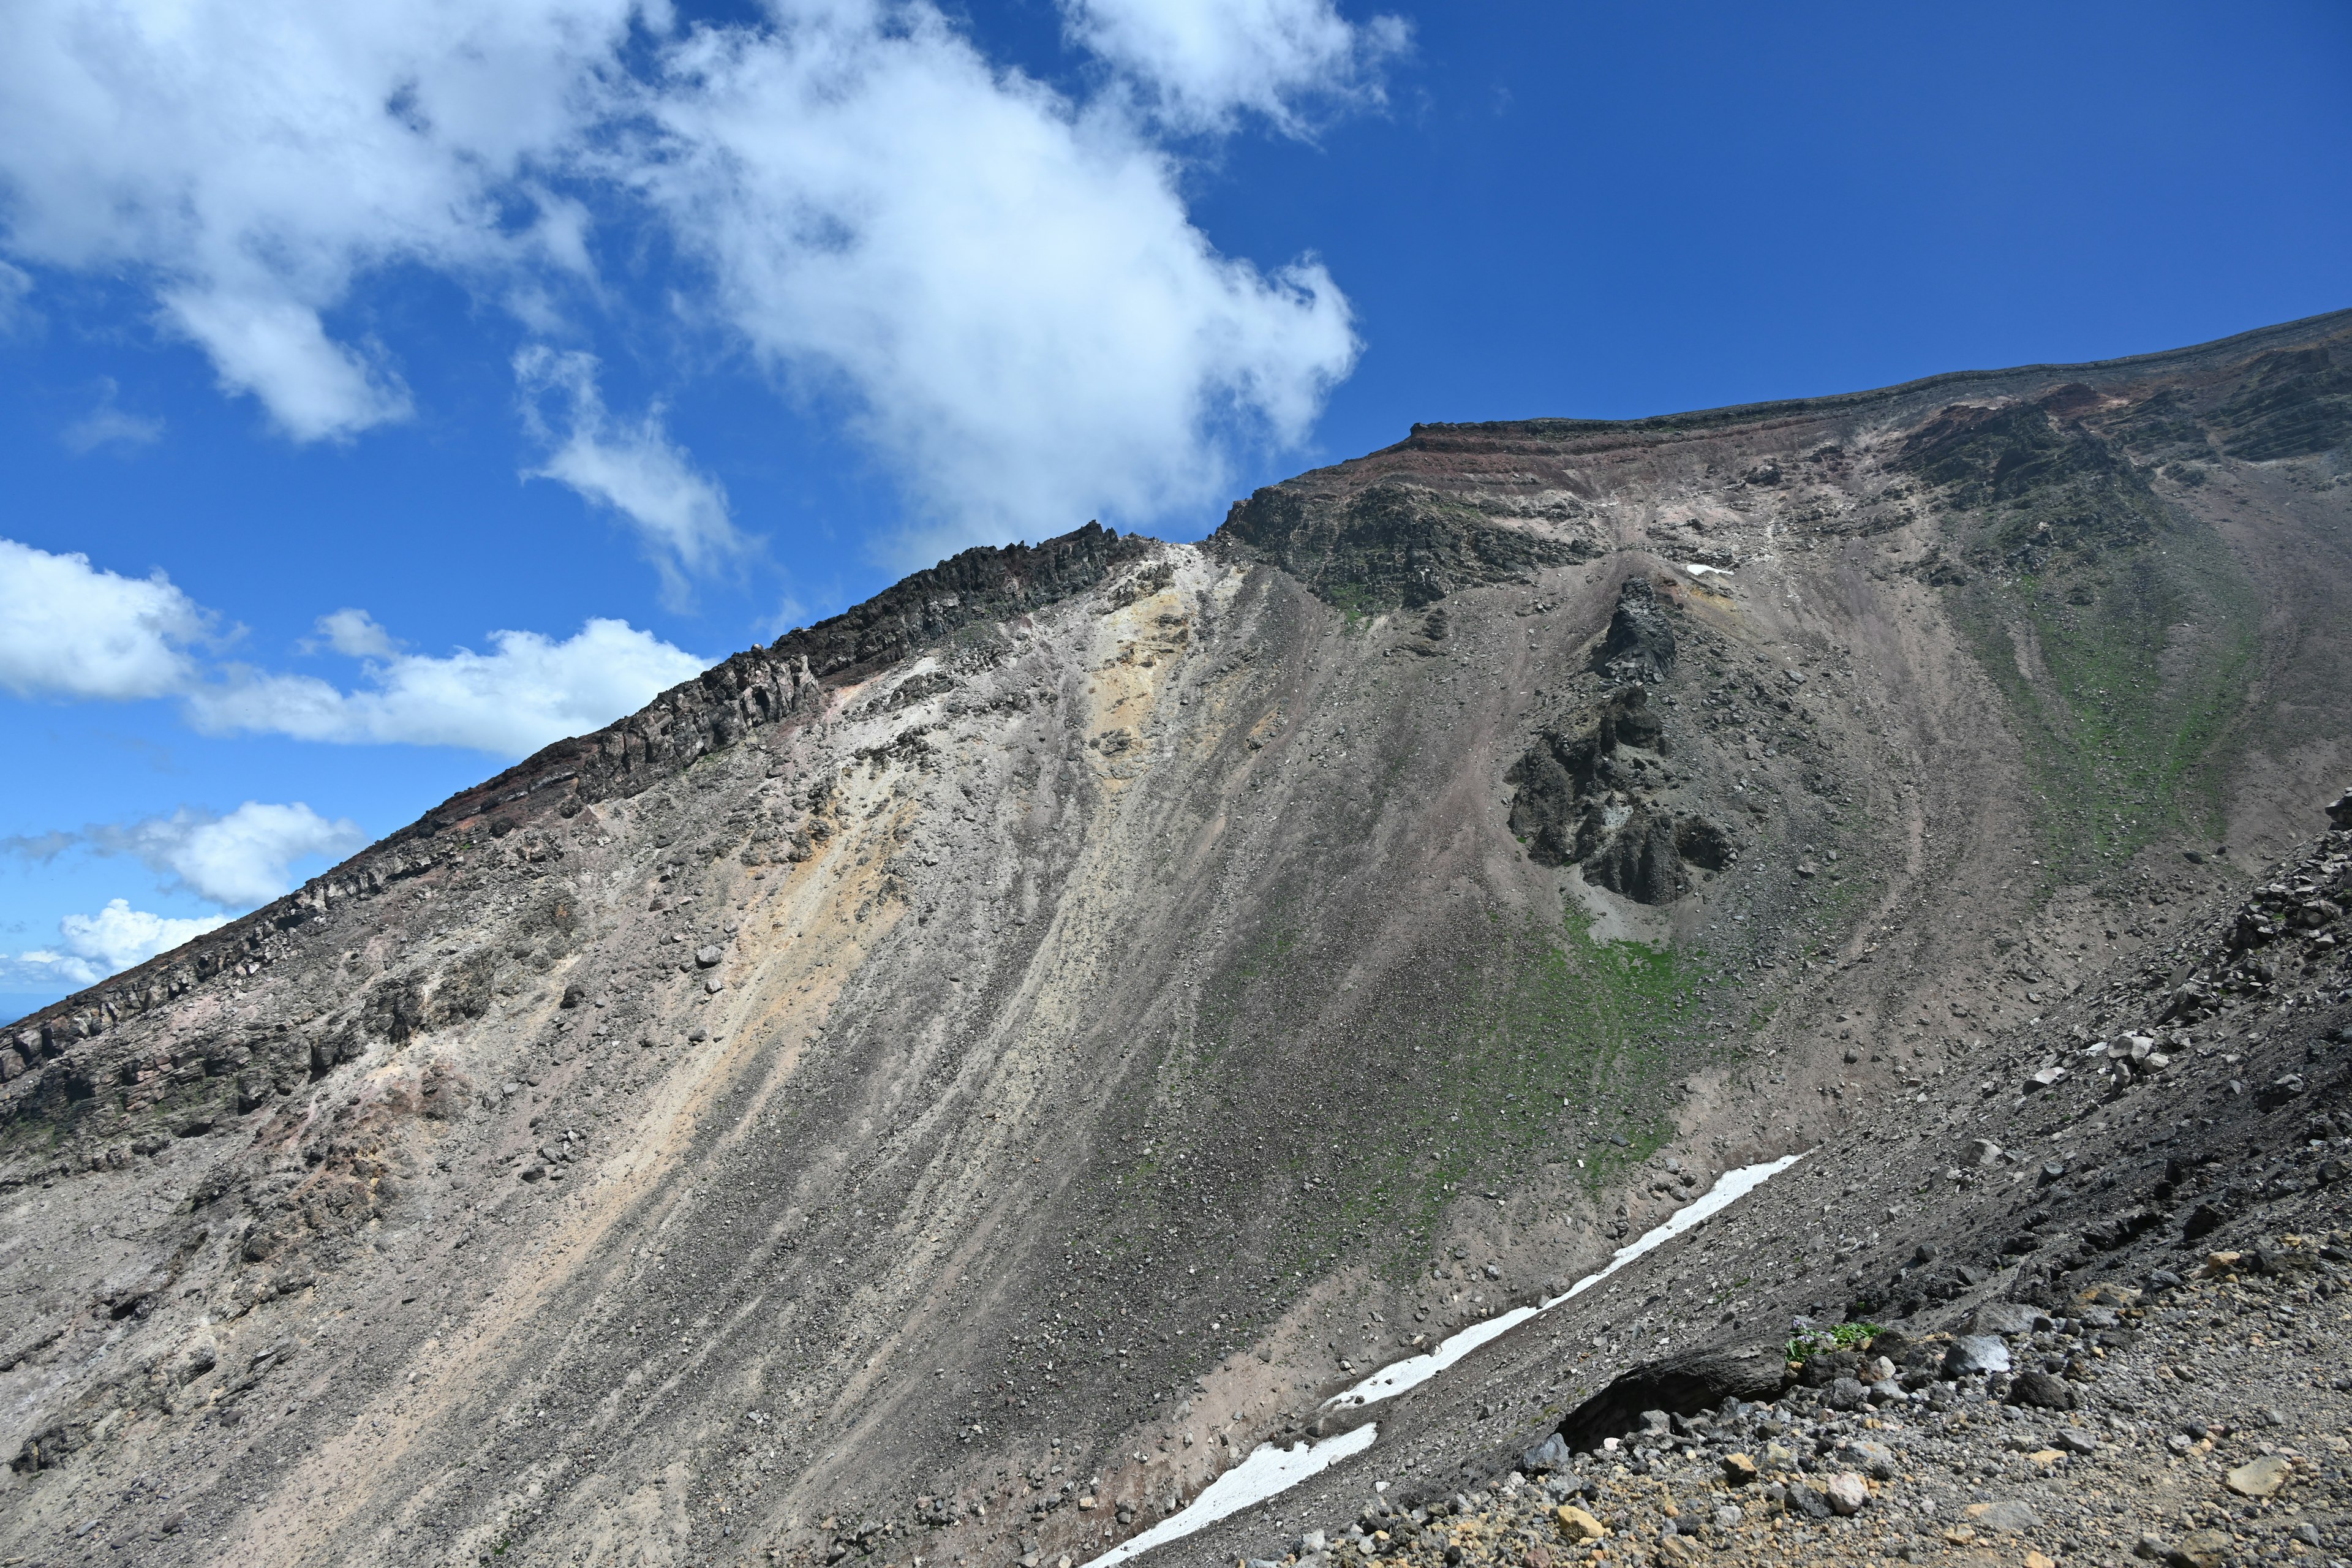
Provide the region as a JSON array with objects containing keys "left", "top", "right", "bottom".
[
  {"left": 1901, "top": 401, "right": 2261, "bottom": 885},
  {"left": 1787, "top": 1320, "right": 1884, "bottom": 1365}
]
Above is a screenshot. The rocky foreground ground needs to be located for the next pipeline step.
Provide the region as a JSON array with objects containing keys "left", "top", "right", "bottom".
[
  {"left": 1237, "top": 1235, "right": 2350, "bottom": 1568},
  {"left": 1163, "top": 810, "right": 2351, "bottom": 1568}
]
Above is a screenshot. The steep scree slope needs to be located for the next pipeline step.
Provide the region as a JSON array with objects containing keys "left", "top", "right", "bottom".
[{"left": 3, "top": 311, "right": 2350, "bottom": 1568}]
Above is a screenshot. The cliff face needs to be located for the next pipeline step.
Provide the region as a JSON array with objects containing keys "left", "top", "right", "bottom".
[{"left": 3, "top": 311, "right": 2349, "bottom": 1568}]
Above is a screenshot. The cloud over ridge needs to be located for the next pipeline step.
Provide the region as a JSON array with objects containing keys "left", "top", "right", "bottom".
[
  {"left": 4, "top": 900, "right": 232, "bottom": 993},
  {"left": 0, "top": 538, "right": 709, "bottom": 758}
]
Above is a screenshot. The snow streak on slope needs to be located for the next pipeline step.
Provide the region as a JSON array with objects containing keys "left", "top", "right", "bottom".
[{"left": 1082, "top": 1155, "right": 1805, "bottom": 1568}]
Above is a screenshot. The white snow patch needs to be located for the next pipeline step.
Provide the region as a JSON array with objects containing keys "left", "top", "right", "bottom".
[
  {"left": 1330, "top": 1154, "right": 1803, "bottom": 1410},
  {"left": 1084, "top": 1423, "right": 1378, "bottom": 1568},
  {"left": 1079, "top": 1153, "right": 1803, "bottom": 1568},
  {"left": 1681, "top": 562, "right": 1733, "bottom": 578}
]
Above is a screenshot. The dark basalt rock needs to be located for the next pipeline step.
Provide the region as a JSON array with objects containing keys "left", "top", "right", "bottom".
[
  {"left": 1214, "top": 478, "right": 1592, "bottom": 611},
  {"left": 1595, "top": 578, "right": 1676, "bottom": 681},
  {"left": 1506, "top": 684, "right": 1727, "bottom": 903},
  {"left": 1550, "top": 1341, "right": 1794, "bottom": 1452}
]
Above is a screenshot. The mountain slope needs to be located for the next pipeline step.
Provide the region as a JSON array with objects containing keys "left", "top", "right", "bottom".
[{"left": 3, "top": 309, "right": 2349, "bottom": 1568}]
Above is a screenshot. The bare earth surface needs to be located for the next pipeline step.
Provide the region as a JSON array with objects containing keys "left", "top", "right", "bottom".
[{"left": 3, "top": 310, "right": 2350, "bottom": 1568}]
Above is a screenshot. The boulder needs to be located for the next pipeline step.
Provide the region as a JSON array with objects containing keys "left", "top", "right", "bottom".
[
  {"left": 1824, "top": 1472, "right": 1871, "bottom": 1516},
  {"left": 1550, "top": 1341, "right": 1793, "bottom": 1452},
  {"left": 1964, "top": 1302, "right": 2049, "bottom": 1336},
  {"left": 2008, "top": 1370, "right": 2075, "bottom": 1411},
  {"left": 1942, "top": 1336, "right": 2011, "bottom": 1378}
]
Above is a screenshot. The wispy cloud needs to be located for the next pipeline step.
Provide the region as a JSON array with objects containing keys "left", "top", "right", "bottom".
[
  {"left": 301, "top": 608, "right": 403, "bottom": 659},
  {"left": 1061, "top": 0, "right": 1410, "bottom": 137},
  {"left": 60, "top": 377, "right": 164, "bottom": 453},
  {"left": 517, "top": 347, "right": 745, "bottom": 606}
]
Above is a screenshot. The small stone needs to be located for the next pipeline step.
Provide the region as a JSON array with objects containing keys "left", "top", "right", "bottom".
[
  {"left": 2055, "top": 1429, "right": 2099, "bottom": 1455},
  {"left": 1719, "top": 1453, "right": 1758, "bottom": 1485},
  {"left": 2166, "top": 1528, "right": 2233, "bottom": 1568},
  {"left": 2024, "top": 1554, "right": 2057, "bottom": 1568},
  {"left": 1785, "top": 1485, "right": 1833, "bottom": 1522},
  {"left": 1964, "top": 1501, "right": 2040, "bottom": 1536},
  {"left": 2292, "top": 1523, "right": 2324, "bottom": 1547},
  {"left": 1823, "top": 1472, "right": 1869, "bottom": 1516},
  {"left": 695, "top": 944, "right": 724, "bottom": 967},
  {"left": 1522, "top": 1433, "right": 1571, "bottom": 1472},
  {"left": 1550, "top": 1506, "right": 1606, "bottom": 1542},
  {"left": 1713, "top": 1506, "right": 1743, "bottom": 1531},
  {"left": 1966, "top": 1302, "right": 2046, "bottom": 1336},
  {"left": 704, "top": 977, "right": 725, "bottom": 993},
  {"left": 1825, "top": 1376, "right": 1869, "bottom": 1411},
  {"left": 2225, "top": 1455, "right": 2291, "bottom": 1498},
  {"left": 1836, "top": 1439, "right": 1896, "bottom": 1480},
  {"left": 2009, "top": 1370, "right": 2076, "bottom": 1410},
  {"left": 1943, "top": 1335, "right": 2012, "bottom": 1378}
]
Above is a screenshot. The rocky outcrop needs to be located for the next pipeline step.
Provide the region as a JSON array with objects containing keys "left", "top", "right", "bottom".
[
  {"left": 1506, "top": 680, "right": 1732, "bottom": 903},
  {"left": 1215, "top": 479, "right": 1596, "bottom": 611},
  {"left": 1548, "top": 1341, "right": 1793, "bottom": 1453},
  {"left": 1594, "top": 577, "right": 1676, "bottom": 682}
]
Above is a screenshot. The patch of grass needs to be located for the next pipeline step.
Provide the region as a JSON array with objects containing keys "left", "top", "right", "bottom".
[
  {"left": 1273, "top": 905, "right": 1726, "bottom": 1280},
  {"left": 1787, "top": 1320, "right": 1883, "bottom": 1363},
  {"left": 1951, "top": 534, "right": 2257, "bottom": 886}
]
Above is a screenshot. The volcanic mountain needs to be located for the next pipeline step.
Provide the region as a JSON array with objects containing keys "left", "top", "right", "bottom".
[{"left": 4, "top": 310, "right": 2350, "bottom": 1568}]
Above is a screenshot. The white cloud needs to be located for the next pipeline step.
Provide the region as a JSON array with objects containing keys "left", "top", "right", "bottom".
[
  {"left": 1, "top": 0, "right": 1369, "bottom": 555},
  {"left": 1063, "top": 0, "right": 1409, "bottom": 135},
  {"left": 83, "top": 802, "right": 368, "bottom": 908},
  {"left": 160, "top": 288, "right": 412, "bottom": 441},
  {"left": 186, "top": 617, "right": 709, "bottom": 758},
  {"left": 307, "top": 608, "right": 403, "bottom": 659},
  {"left": 0, "top": 0, "right": 641, "bottom": 440},
  {"left": 0, "top": 538, "right": 209, "bottom": 701},
  {"left": 0, "top": 537, "right": 706, "bottom": 756},
  {"left": 640, "top": 3, "right": 1361, "bottom": 557},
  {"left": 4, "top": 900, "right": 232, "bottom": 992},
  {"left": 61, "top": 377, "right": 167, "bottom": 453},
  {"left": 516, "top": 346, "right": 743, "bottom": 603}
]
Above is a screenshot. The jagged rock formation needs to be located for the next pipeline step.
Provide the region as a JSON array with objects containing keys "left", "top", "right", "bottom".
[
  {"left": 3, "top": 311, "right": 2351, "bottom": 1568},
  {"left": 1504, "top": 676, "right": 1735, "bottom": 905}
]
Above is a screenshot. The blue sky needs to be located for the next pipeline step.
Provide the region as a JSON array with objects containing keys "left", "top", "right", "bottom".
[{"left": 2, "top": 0, "right": 2348, "bottom": 1019}]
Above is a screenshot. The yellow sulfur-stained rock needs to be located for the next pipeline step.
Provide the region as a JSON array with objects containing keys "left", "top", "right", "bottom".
[
  {"left": 2226, "top": 1455, "right": 2291, "bottom": 1498},
  {"left": 1551, "top": 1506, "right": 1607, "bottom": 1542}
]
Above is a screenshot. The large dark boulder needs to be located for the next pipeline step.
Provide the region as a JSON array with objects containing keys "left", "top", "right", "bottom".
[
  {"left": 1550, "top": 1341, "right": 1793, "bottom": 1452},
  {"left": 1596, "top": 577, "right": 1677, "bottom": 680}
]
